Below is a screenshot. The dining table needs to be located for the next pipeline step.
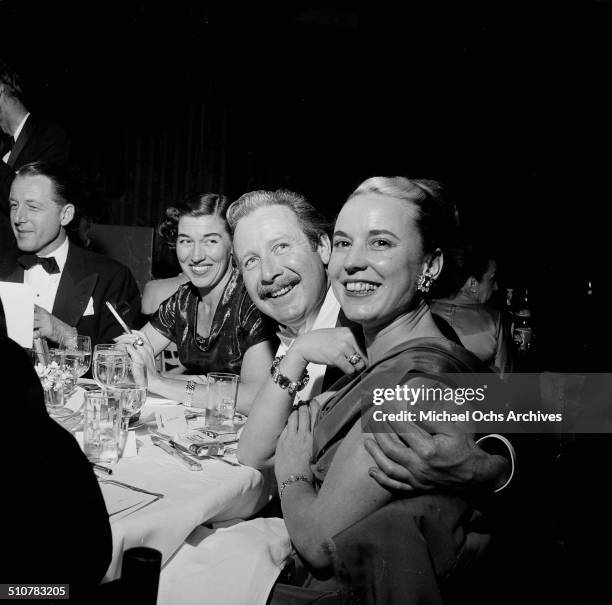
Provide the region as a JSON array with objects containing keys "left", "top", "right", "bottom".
[{"left": 57, "top": 383, "right": 273, "bottom": 582}]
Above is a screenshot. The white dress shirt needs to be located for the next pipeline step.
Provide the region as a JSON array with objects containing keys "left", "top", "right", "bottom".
[
  {"left": 23, "top": 237, "right": 70, "bottom": 313},
  {"left": 275, "top": 286, "right": 341, "bottom": 402},
  {"left": 2, "top": 112, "right": 30, "bottom": 164}
]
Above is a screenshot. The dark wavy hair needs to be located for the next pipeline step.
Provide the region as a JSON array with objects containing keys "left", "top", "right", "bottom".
[{"left": 157, "top": 193, "right": 231, "bottom": 249}]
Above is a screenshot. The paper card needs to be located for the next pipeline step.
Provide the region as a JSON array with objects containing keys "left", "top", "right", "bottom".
[
  {"left": 155, "top": 406, "right": 188, "bottom": 436},
  {"left": 0, "top": 282, "right": 34, "bottom": 347}
]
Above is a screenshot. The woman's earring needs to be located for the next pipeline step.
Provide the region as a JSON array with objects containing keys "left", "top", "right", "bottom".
[{"left": 417, "top": 270, "right": 435, "bottom": 293}]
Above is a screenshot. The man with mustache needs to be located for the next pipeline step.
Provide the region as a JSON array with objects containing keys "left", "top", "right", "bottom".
[{"left": 228, "top": 189, "right": 513, "bottom": 493}]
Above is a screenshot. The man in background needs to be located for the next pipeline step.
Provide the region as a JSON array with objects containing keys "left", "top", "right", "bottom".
[
  {"left": 1, "top": 161, "right": 140, "bottom": 350},
  {"left": 0, "top": 61, "right": 71, "bottom": 272}
]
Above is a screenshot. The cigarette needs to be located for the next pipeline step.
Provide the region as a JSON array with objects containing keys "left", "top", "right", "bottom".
[{"left": 105, "top": 301, "right": 144, "bottom": 345}]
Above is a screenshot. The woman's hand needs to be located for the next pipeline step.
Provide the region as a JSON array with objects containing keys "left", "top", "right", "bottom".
[
  {"left": 123, "top": 337, "right": 159, "bottom": 378},
  {"left": 274, "top": 404, "right": 315, "bottom": 483},
  {"left": 114, "top": 329, "right": 149, "bottom": 348},
  {"left": 286, "top": 327, "right": 366, "bottom": 376}
]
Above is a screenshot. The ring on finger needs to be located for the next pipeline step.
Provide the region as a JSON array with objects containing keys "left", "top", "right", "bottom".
[
  {"left": 348, "top": 353, "right": 362, "bottom": 366},
  {"left": 134, "top": 338, "right": 145, "bottom": 347}
]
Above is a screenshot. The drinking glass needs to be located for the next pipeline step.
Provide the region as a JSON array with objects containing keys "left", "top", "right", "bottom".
[
  {"left": 60, "top": 334, "right": 92, "bottom": 379},
  {"left": 30, "top": 350, "right": 67, "bottom": 412},
  {"left": 207, "top": 373, "right": 239, "bottom": 428},
  {"left": 83, "top": 390, "right": 122, "bottom": 464},
  {"left": 92, "top": 344, "right": 129, "bottom": 389},
  {"left": 50, "top": 335, "right": 92, "bottom": 394},
  {"left": 114, "top": 359, "right": 148, "bottom": 430}
]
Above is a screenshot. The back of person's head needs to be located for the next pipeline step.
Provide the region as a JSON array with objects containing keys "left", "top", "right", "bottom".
[
  {"left": 15, "top": 161, "right": 77, "bottom": 210},
  {"left": 436, "top": 240, "right": 497, "bottom": 298},
  {"left": 158, "top": 193, "right": 231, "bottom": 249},
  {"left": 462, "top": 241, "right": 495, "bottom": 282},
  {"left": 227, "top": 189, "right": 331, "bottom": 250},
  {"left": 0, "top": 60, "right": 24, "bottom": 101}
]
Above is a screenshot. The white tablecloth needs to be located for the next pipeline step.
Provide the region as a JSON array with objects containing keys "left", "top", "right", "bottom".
[
  {"left": 103, "top": 435, "right": 269, "bottom": 581},
  {"left": 62, "top": 386, "right": 270, "bottom": 582}
]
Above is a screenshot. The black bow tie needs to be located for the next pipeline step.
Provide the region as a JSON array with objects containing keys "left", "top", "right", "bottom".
[{"left": 18, "top": 254, "right": 60, "bottom": 274}]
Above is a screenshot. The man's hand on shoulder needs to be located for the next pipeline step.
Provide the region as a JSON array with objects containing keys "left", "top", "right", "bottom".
[
  {"left": 364, "top": 424, "right": 510, "bottom": 494},
  {"left": 34, "top": 305, "right": 76, "bottom": 345}
]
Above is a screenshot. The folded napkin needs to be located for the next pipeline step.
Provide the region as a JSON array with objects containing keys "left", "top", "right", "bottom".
[{"left": 158, "top": 518, "right": 292, "bottom": 605}]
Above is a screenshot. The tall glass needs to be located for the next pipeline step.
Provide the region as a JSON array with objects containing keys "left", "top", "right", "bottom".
[
  {"left": 207, "top": 372, "right": 239, "bottom": 428},
  {"left": 114, "top": 359, "right": 148, "bottom": 430},
  {"left": 30, "top": 350, "right": 67, "bottom": 412},
  {"left": 83, "top": 390, "right": 122, "bottom": 464}
]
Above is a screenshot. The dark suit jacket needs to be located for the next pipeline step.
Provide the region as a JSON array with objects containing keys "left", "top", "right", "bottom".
[
  {"left": 1, "top": 114, "right": 71, "bottom": 268},
  {"left": 1, "top": 334, "right": 112, "bottom": 590},
  {"left": 1, "top": 241, "right": 141, "bottom": 350}
]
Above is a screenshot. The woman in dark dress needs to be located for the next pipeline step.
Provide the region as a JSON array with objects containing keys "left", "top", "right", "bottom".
[{"left": 118, "top": 194, "right": 274, "bottom": 414}]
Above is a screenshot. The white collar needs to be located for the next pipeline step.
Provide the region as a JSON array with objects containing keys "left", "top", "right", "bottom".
[
  {"left": 276, "top": 286, "right": 340, "bottom": 346},
  {"left": 13, "top": 112, "right": 30, "bottom": 142},
  {"left": 39, "top": 237, "right": 69, "bottom": 273}
]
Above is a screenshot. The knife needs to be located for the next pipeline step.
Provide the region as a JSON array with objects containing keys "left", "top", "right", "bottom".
[{"left": 151, "top": 436, "right": 202, "bottom": 471}]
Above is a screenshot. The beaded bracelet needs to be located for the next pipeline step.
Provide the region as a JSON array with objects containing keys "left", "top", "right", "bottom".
[
  {"left": 279, "top": 474, "right": 313, "bottom": 499},
  {"left": 184, "top": 380, "right": 196, "bottom": 407}
]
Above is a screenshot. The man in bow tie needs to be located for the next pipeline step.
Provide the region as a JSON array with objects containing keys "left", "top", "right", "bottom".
[
  {"left": 1, "top": 161, "right": 141, "bottom": 350},
  {"left": 0, "top": 61, "right": 71, "bottom": 275}
]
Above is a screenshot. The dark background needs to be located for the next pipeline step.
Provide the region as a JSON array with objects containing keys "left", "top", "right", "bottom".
[
  {"left": 1, "top": 1, "right": 610, "bottom": 368},
  {"left": 1, "top": 2, "right": 608, "bottom": 601}
]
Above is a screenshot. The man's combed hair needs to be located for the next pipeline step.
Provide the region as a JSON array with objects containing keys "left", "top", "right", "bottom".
[
  {"left": 227, "top": 189, "right": 331, "bottom": 249},
  {"left": 15, "top": 161, "right": 76, "bottom": 208}
]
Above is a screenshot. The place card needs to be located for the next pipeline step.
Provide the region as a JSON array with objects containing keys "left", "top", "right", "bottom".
[
  {"left": 0, "top": 282, "right": 34, "bottom": 347},
  {"left": 155, "top": 406, "right": 188, "bottom": 436}
]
